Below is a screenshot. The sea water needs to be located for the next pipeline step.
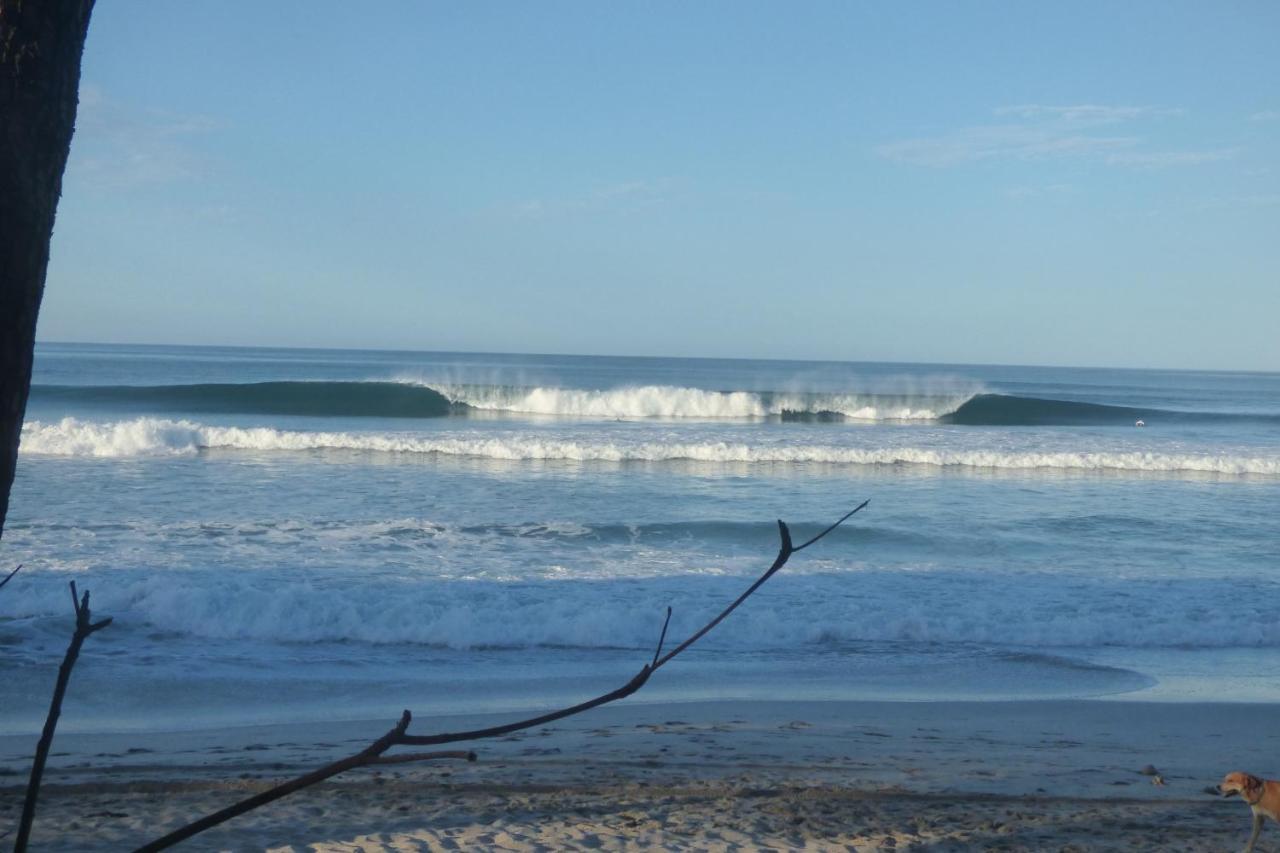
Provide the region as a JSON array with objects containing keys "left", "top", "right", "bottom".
[{"left": 2, "top": 343, "right": 1279, "bottom": 734}]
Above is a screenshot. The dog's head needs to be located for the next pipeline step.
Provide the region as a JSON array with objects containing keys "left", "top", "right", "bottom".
[{"left": 1220, "top": 772, "right": 1264, "bottom": 801}]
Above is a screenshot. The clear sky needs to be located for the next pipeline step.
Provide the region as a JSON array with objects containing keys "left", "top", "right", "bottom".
[{"left": 38, "top": 1, "right": 1280, "bottom": 370}]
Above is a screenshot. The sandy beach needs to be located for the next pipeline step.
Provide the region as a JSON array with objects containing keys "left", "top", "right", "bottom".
[{"left": 1, "top": 698, "right": 1270, "bottom": 851}]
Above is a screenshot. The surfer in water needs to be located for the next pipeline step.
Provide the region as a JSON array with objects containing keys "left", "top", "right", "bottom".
[{"left": 1135, "top": 419, "right": 1145, "bottom": 427}]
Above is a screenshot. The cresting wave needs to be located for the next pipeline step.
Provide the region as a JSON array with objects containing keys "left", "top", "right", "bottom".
[
  {"left": 32, "top": 381, "right": 1280, "bottom": 425},
  {"left": 31, "top": 381, "right": 455, "bottom": 418},
  {"left": 20, "top": 417, "right": 1280, "bottom": 475},
  {"left": 943, "top": 394, "right": 1280, "bottom": 426},
  {"left": 430, "top": 382, "right": 967, "bottom": 420},
  {"left": 32, "top": 381, "right": 971, "bottom": 421}
]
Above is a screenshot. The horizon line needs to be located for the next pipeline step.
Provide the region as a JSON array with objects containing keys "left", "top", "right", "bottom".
[{"left": 33, "top": 338, "right": 1280, "bottom": 377}]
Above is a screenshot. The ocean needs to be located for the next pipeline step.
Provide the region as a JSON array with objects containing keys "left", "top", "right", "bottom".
[{"left": 3, "top": 342, "right": 1279, "bottom": 735}]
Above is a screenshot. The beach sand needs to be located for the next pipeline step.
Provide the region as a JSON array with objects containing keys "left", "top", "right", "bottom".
[{"left": 1, "top": 699, "right": 1271, "bottom": 851}]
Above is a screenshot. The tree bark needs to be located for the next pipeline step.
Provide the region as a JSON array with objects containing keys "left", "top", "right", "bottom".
[{"left": 0, "top": 0, "right": 95, "bottom": 539}]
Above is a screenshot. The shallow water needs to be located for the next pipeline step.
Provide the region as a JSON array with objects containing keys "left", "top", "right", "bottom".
[{"left": 2, "top": 343, "right": 1279, "bottom": 733}]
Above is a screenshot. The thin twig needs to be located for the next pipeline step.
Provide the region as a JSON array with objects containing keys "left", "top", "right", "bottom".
[
  {"left": 0, "top": 564, "right": 19, "bottom": 592},
  {"left": 652, "top": 606, "right": 673, "bottom": 667},
  {"left": 132, "top": 503, "right": 868, "bottom": 852},
  {"left": 794, "top": 499, "right": 870, "bottom": 552},
  {"left": 14, "top": 583, "right": 112, "bottom": 853}
]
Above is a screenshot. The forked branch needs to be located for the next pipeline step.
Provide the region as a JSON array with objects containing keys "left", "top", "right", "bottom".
[
  {"left": 14, "top": 582, "right": 112, "bottom": 853},
  {"left": 133, "top": 501, "right": 868, "bottom": 852}
]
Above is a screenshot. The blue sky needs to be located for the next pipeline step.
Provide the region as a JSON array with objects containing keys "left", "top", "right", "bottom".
[{"left": 40, "top": 1, "right": 1280, "bottom": 370}]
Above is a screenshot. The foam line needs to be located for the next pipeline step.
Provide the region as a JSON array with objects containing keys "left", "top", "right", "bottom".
[{"left": 20, "top": 417, "right": 1280, "bottom": 475}]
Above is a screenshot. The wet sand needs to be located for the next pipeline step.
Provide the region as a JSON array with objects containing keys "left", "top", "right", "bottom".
[{"left": 1, "top": 699, "right": 1270, "bottom": 851}]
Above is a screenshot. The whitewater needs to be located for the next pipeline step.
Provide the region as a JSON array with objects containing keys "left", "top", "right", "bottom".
[
  {"left": 19, "top": 416, "right": 1280, "bottom": 475},
  {"left": 4, "top": 343, "right": 1280, "bottom": 732},
  {"left": 430, "top": 381, "right": 970, "bottom": 420}
]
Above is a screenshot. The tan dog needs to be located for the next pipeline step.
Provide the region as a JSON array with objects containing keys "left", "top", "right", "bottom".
[{"left": 1220, "top": 771, "right": 1280, "bottom": 852}]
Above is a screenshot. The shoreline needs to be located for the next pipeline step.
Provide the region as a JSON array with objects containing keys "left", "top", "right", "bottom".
[{"left": 1, "top": 698, "right": 1263, "bottom": 850}]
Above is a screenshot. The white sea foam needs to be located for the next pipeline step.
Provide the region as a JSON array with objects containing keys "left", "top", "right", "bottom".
[
  {"left": 429, "top": 382, "right": 971, "bottom": 420},
  {"left": 19, "top": 417, "right": 1280, "bottom": 475},
  {"left": 19, "top": 417, "right": 205, "bottom": 457}
]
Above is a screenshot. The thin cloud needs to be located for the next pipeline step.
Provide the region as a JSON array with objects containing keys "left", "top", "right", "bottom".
[
  {"left": 499, "top": 179, "right": 674, "bottom": 219},
  {"left": 1250, "top": 110, "right": 1280, "bottom": 122},
  {"left": 1105, "top": 149, "right": 1236, "bottom": 168},
  {"left": 879, "top": 125, "right": 1138, "bottom": 167},
  {"left": 69, "top": 84, "right": 223, "bottom": 189},
  {"left": 880, "top": 103, "right": 1226, "bottom": 170},
  {"left": 1004, "top": 183, "right": 1075, "bottom": 200},
  {"left": 994, "top": 104, "right": 1182, "bottom": 124},
  {"left": 1184, "top": 193, "right": 1280, "bottom": 214}
]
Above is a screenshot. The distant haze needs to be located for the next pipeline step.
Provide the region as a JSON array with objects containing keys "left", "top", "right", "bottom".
[{"left": 39, "top": 2, "right": 1280, "bottom": 371}]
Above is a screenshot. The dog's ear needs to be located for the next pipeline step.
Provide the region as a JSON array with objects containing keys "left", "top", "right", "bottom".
[{"left": 1247, "top": 775, "right": 1265, "bottom": 798}]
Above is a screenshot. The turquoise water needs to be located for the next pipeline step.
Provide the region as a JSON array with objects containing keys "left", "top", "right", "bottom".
[{"left": 2, "top": 343, "right": 1279, "bottom": 733}]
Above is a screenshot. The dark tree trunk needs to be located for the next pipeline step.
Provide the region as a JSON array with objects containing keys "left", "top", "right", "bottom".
[{"left": 0, "top": 0, "right": 95, "bottom": 539}]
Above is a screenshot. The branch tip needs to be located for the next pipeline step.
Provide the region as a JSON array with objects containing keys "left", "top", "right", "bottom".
[
  {"left": 793, "top": 499, "right": 870, "bottom": 552},
  {"left": 651, "top": 606, "right": 673, "bottom": 667},
  {"left": 0, "top": 564, "right": 21, "bottom": 592}
]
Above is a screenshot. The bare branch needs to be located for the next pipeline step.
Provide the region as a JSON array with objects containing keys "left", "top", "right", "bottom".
[
  {"left": 0, "top": 563, "right": 19, "bottom": 591},
  {"left": 398, "top": 502, "right": 868, "bottom": 747},
  {"left": 133, "top": 711, "right": 414, "bottom": 853},
  {"left": 14, "top": 582, "right": 112, "bottom": 853},
  {"left": 132, "top": 503, "right": 869, "bottom": 852}
]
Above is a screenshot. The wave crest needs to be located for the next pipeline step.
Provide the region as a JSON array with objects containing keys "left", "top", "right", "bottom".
[{"left": 431, "top": 383, "right": 971, "bottom": 420}]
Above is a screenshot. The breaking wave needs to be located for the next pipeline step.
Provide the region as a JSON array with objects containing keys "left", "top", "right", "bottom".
[
  {"left": 33, "top": 381, "right": 973, "bottom": 421},
  {"left": 430, "top": 383, "right": 968, "bottom": 421},
  {"left": 32, "top": 380, "right": 1280, "bottom": 426},
  {"left": 19, "top": 417, "right": 1280, "bottom": 475}
]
